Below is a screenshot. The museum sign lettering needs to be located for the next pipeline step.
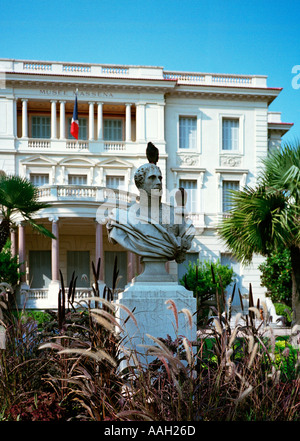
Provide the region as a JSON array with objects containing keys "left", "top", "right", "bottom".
[{"left": 39, "top": 89, "right": 113, "bottom": 98}]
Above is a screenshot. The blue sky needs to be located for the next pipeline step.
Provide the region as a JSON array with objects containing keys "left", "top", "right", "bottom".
[{"left": 1, "top": 0, "right": 300, "bottom": 140}]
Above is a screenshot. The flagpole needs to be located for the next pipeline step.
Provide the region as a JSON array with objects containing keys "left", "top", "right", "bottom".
[
  {"left": 75, "top": 89, "right": 78, "bottom": 150},
  {"left": 70, "top": 88, "right": 79, "bottom": 148},
  {"left": 75, "top": 87, "right": 79, "bottom": 150}
]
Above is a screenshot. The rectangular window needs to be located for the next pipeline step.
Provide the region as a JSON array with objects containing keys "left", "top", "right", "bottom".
[
  {"left": 179, "top": 116, "right": 197, "bottom": 149},
  {"left": 104, "top": 119, "right": 123, "bottom": 141},
  {"left": 31, "top": 116, "right": 51, "bottom": 139},
  {"left": 222, "top": 181, "right": 239, "bottom": 212},
  {"left": 222, "top": 118, "right": 239, "bottom": 151},
  {"left": 106, "top": 175, "right": 125, "bottom": 190},
  {"left": 30, "top": 173, "right": 49, "bottom": 187},
  {"left": 67, "top": 251, "right": 90, "bottom": 287},
  {"left": 29, "top": 250, "right": 51, "bottom": 288},
  {"left": 179, "top": 179, "right": 197, "bottom": 213},
  {"left": 67, "top": 118, "right": 87, "bottom": 140},
  {"left": 68, "top": 174, "right": 87, "bottom": 185},
  {"left": 104, "top": 251, "right": 127, "bottom": 290}
]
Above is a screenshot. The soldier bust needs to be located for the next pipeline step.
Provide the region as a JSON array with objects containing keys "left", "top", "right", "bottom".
[{"left": 106, "top": 143, "right": 195, "bottom": 264}]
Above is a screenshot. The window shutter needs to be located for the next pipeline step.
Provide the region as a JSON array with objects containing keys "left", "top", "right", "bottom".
[
  {"left": 179, "top": 117, "right": 197, "bottom": 149},
  {"left": 222, "top": 181, "right": 239, "bottom": 212},
  {"left": 30, "top": 173, "right": 49, "bottom": 187},
  {"left": 222, "top": 119, "right": 239, "bottom": 150},
  {"left": 68, "top": 118, "right": 87, "bottom": 140},
  {"left": 68, "top": 175, "right": 87, "bottom": 185},
  {"left": 179, "top": 179, "right": 197, "bottom": 212},
  {"left": 104, "top": 120, "right": 123, "bottom": 141},
  {"left": 32, "top": 116, "right": 51, "bottom": 139},
  {"left": 106, "top": 175, "right": 125, "bottom": 190}
]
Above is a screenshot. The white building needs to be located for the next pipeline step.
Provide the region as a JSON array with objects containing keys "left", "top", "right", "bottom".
[{"left": 0, "top": 58, "right": 292, "bottom": 310}]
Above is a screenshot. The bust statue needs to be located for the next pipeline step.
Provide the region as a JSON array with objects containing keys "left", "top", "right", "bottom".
[{"left": 106, "top": 143, "right": 195, "bottom": 266}]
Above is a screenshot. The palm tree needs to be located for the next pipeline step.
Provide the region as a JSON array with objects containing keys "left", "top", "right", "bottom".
[
  {"left": 0, "top": 174, "right": 55, "bottom": 252},
  {"left": 219, "top": 141, "right": 300, "bottom": 324}
]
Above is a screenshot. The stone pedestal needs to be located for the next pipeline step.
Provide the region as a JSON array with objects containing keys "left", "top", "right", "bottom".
[{"left": 116, "top": 259, "right": 197, "bottom": 363}]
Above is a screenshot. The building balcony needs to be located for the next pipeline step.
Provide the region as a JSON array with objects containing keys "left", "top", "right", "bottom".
[
  {"left": 15, "top": 138, "right": 151, "bottom": 155},
  {"left": 18, "top": 286, "right": 94, "bottom": 310},
  {"left": 36, "top": 184, "right": 136, "bottom": 205}
]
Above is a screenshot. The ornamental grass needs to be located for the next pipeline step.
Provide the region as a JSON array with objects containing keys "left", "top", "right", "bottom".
[{"left": 0, "top": 260, "right": 299, "bottom": 421}]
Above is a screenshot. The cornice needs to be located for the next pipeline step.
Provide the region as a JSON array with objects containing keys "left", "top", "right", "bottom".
[
  {"left": 167, "top": 84, "right": 281, "bottom": 104},
  {"left": 4, "top": 72, "right": 175, "bottom": 94}
]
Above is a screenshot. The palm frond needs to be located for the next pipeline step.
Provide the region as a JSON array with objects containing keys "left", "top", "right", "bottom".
[
  {"left": 260, "top": 141, "right": 300, "bottom": 205},
  {"left": 218, "top": 185, "right": 293, "bottom": 264},
  {"left": 25, "top": 219, "right": 56, "bottom": 239}
]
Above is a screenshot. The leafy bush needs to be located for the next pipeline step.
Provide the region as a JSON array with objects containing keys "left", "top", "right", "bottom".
[
  {"left": 274, "top": 338, "right": 299, "bottom": 381},
  {"left": 8, "top": 393, "right": 63, "bottom": 421},
  {"left": 24, "top": 310, "right": 52, "bottom": 330},
  {"left": 274, "top": 302, "right": 293, "bottom": 326},
  {"left": 259, "top": 248, "right": 292, "bottom": 306},
  {"left": 0, "top": 240, "right": 22, "bottom": 288},
  {"left": 1, "top": 259, "right": 300, "bottom": 422},
  {"left": 180, "top": 259, "right": 235, "bottom": 303}
]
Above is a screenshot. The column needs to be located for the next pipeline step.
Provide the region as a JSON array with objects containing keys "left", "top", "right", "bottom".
[
  {"left": 136, "top": 102, "right": 145, "bottom": 142},
  {"left": 21, "top": 99, "right": 28, "bottom": 138},
  {"left": 51, "top": 100, "right": 57, "bottom": 139},
  {"left": 158, "top": 102, "right": 165, "bottom": 142},
  {"left": 10, "top": 228, "right": 17, "bottom": 257},
  {"left": 59, "top": 101, "right": 66, "bottom": 139},
  {"left": 89, "top": 102, "right": 94, "bottom": 140},
  {"left": 51, "top": 218, "right": 59, "bottom": 282},
  {"left": 18, "top": 222, "right": 26, "bottom": 283},
  {"left": 13, "top": 98, "right": 17, "bottom": 138},
  {"left": 95, "top": 221, "right": 104, "bottom": 281},
  {"left": 127, "top": 252, "right": 136, "bottom": 282},
  {"left": 97, "top": 102, "right": 103, "bottom": 140},
  {"left": 125, "top": 103, "right": 132, "bottom": 142},
  {"left": 136, "top": 255, "right": 142, "bottom": 275}
]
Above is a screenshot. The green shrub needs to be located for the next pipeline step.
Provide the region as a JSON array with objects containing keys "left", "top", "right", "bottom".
[
  {"left": 274, "top": 338, "right": 299, "bottom": 381},
  {"left": 179, "top": 259, "right": 235, "bottom": 304},
  {"left": 258, "top": 248, "right": 292, "bottom": 306},
  {"left": 24, "top": 310, "right": 52, "bottom": 329},
  {"left": 0, "top": 240, "right": 23, "bottom": 287},
  {"left": 274, "top": 303, "right": 293, "bottom": 326}
]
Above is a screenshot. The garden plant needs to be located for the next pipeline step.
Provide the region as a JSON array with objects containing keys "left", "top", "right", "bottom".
[
  {"left": 0, "top": 259, "right": 299, "bottom": 421},
  {"left": 219, "top": 141, "right": 300, "bottom": 324}
]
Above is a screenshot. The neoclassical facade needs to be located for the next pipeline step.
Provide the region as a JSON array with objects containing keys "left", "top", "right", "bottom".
[{"left": 0, "top": 58, "right": 292, "bottom": 311}]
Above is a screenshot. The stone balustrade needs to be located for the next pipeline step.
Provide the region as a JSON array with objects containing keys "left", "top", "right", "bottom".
[
  {"left": 163, "top": 71, "right": 267, "bottom": 87},
  {"left": 36, "top": 184, "right": 136, "bottom": 204},
  {"left": 2, "top": 59, "right": 267, "bottom": 88},
  {"left": 15, "top": 139, "right": 148, "bottom": 155},
  {"left": 17, "top": 287, "right": 93, "bottom": 309}
]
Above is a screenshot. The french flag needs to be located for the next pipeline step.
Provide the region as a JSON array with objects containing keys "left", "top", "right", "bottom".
[{"left": 70, "top": 93, "right": 79, "bottom": 139}]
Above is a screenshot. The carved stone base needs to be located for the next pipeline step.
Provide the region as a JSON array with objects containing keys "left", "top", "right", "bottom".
[
  {"left": 116, "top": 279, "right": 197, "bottom": 365},
  {"left": 133, "top": 257, "right": 176, "bottom": 283}
]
